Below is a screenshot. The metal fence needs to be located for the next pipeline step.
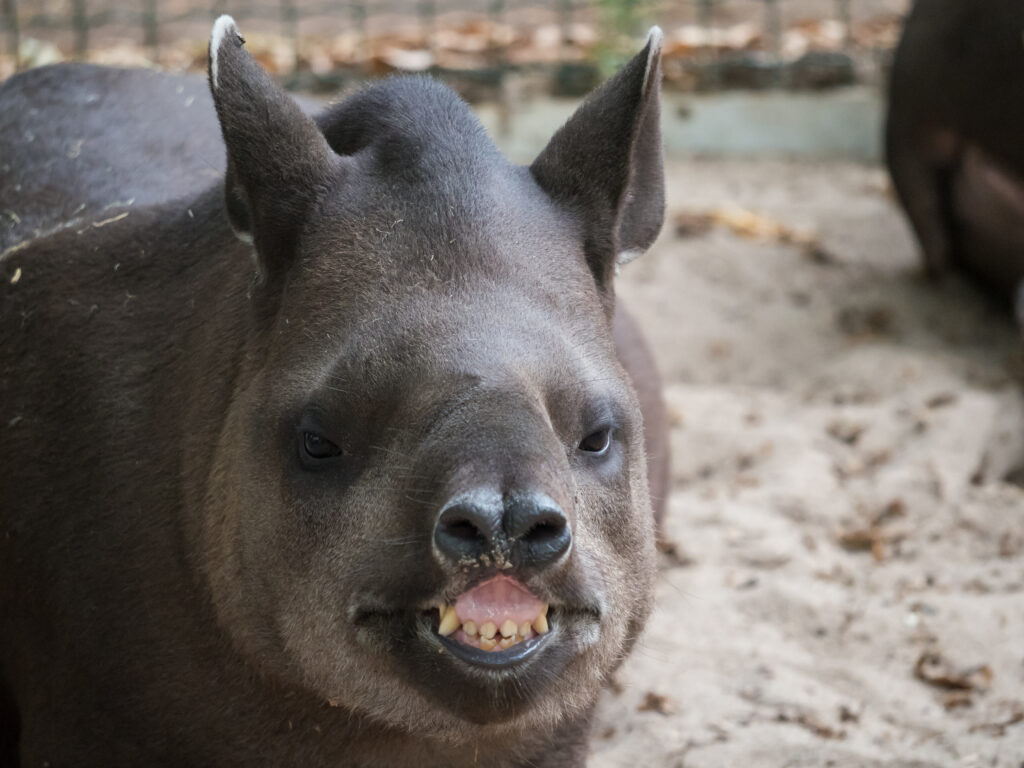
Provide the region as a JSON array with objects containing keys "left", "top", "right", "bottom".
[{"left": 1, "top": 0, "right": 907, "bottom": 94}]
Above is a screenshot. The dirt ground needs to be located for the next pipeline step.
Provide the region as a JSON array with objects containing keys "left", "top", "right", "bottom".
[{"left": 593, "top": 158, "right": 1024, "bottom": 767}]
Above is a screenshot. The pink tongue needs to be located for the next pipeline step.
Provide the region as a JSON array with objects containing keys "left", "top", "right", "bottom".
[{"left": 454, "top": 575, "right": 545, "bottom": 626}]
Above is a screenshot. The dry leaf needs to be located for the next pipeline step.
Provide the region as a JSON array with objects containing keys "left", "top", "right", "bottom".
[
  {"left": 638, "top": 691, "right": 677, "bottom": 715},
  {"left": 914, "top": 652, "right": 993, "bottom": 693}
]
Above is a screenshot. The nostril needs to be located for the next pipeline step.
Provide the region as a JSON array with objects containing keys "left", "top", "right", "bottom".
[
  {"left": 433, "top": 499, "right": 502, "bottom": 564},
  {"left": 519, "top": 515, "right": 566, "bottom": 545},
  {"left": 505, "top": 496, "right": 571, "bottom": 568},
  {"left": 443, "top": 518, "right": 488, "bottom": 546}
]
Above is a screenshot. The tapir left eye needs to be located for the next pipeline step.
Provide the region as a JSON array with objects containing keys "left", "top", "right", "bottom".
[
  {"left": 301, "top": 431, "right": 343, "bottom": 460},
  {"left": 578, "top": 428, "right": 612, "bottom": 455}
]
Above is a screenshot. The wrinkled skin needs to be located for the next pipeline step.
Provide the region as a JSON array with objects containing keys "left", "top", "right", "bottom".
[
  {"left": 886, "top": 0, "right": 1024, "bottom": 317},
  {"left": 0, "top": 19, "right": 668, "bottom": 768}
]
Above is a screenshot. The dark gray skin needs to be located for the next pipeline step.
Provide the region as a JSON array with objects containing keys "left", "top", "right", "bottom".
[
  {"left": 0, "top": 16, "right": 669, "bottom": 767},
  {"left": 886, "top": 0, "right": 1024, "bottom": 317}
]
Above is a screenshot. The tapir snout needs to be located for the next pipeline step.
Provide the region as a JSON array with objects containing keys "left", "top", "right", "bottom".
[{"left": 435, "top": 489, "right": 572, "bottom": 571}]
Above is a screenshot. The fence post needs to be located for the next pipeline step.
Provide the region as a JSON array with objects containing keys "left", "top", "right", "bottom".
[
  {"left": 836, "top": 0, "right": 852, "bottom": 51},
  {"left": 763, "top": 0, "right": 781, "bottom": 85},
  {"left": 698, "top": 0, "right": 719, "bottom": 90},
  {"left": 489, "top": 0, "right": 510, "bottom": 138},
  {"left": 558, "top": 0, "right": 572, "bottom": 54},
  {"left": 143, "top": 0, "right": 159, "bottom": 59},
  {"left": 418, "top": 0, "right": 436, "bottom": 64},
  {"left": 72, "top": 0, "right": 88, "bottom": 59},
  {"left": 281, "top": 0, "right": 298, "bottom": 74},
  {"left": 2, "top": 0, "right": 19, "bottom": 71},
  {"left": 350, "top": 1, "right": 366, "bottom": 71}
]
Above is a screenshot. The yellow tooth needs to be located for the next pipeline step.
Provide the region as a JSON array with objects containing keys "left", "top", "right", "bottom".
[
  {"left": 480, "top": 621, "right": 497, "bottom": 640},
  {"left": 479, "top": 637, "right": 496, "bottom": 651},
  {"left": 518, "top": 621, "right": 532, "bottom": 637},
  {"left": 463, "top": 620, "right": 478, "bottom": 637},
  {"left": 533, "top": 611, "right": 549, "bottom": 635},
  {"left": 499, "top": 636, "right": 515, "bottom": 649},
  {"left": 438, "top": 605, "right": 460, "bottom": 636},
  {"left": 436, "top": 602, "right": 446, "bottom": 616},
  {"left": 500, "top": 619, "right": 517, "bottom": 639}
]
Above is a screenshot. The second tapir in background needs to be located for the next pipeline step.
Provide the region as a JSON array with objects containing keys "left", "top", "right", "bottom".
[{"left": 886, "top": 0, "right": 1024, "bottom": 319}]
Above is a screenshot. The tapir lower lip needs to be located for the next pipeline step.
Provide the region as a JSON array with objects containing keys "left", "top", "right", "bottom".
[{"left": 436, "top": 625, "right": 553, "bottom": 669}]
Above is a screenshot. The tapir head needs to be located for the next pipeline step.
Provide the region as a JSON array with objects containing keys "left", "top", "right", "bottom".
[{"left": 201, "top": 16, "right": 664, "bottom": 744}]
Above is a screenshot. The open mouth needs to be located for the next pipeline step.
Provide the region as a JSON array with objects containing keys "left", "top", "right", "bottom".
[{"left": 433, "top": 575, "right": 552, "bottom": 662}]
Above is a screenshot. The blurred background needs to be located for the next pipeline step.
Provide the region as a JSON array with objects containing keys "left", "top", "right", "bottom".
[
  {"left": 1, "top": 0, "right": 907, "bottom": 159},
  {"left": 4, "top": 2, "right": 1023, "bottom": 765}
]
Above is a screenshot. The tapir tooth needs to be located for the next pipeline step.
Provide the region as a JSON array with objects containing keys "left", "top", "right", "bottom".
[
  {"left": 499, "top": 636, "right": 515, "bottom": 649},
  {"left": 463, "top": 620, "right": 478, "bottom": 637},
  {"left": 500, "top": 619, "right": 517, "bottom": 639},
  {"left": 438, "top": 605, "right": 460, "bottom": 636},
  {"left": 479, "top": 637, "right": 496, "bottom": 651},
  {"left": 479, "top": 621, "right": 497, "bottom": 640},
  {"left": 533, "top": 611, "right": 549, "bottom": 635},
  {"left": 518, "top": 621, "right": 532, "bottom": 637}
]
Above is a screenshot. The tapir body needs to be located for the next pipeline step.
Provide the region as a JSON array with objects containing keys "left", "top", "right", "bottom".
[
  {"left": 886, "top": 0, "right": 1024, "bottom": 315},
  {"left": 0, "top": 18, "right": 668, "bottom": 767}
]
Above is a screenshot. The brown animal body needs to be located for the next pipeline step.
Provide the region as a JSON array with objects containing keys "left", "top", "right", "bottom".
[
  {"left": 886, "top": 0, "right": 1024, "bottom": 316},
  {"left": 0, "top": 17, "right": 668, "bottom": 766}
]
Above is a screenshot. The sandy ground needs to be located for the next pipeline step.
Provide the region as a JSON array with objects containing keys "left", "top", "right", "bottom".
[{"left": 592, "top": 159, "right": 1024, "bottom": 767}]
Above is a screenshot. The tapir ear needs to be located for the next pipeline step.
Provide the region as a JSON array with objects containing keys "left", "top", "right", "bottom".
[
  {"left": 208, "top": 16, "right": 337, "bottom": 282},
  {"left": 530, "top": 28, "right": 664, "bottom": 292}
]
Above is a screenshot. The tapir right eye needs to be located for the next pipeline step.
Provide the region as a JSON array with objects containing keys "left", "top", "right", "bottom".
[{"left": 301, "top": 431, "right": 343, "bottom": 461}]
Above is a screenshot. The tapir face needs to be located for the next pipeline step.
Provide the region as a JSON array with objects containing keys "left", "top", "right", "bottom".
[{"left": 200, "top": 17, "right": 664, "bottom": 743}]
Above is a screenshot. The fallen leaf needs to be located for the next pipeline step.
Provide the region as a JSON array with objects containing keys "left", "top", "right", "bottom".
[
  {"left": 968, "top": 703, "right": 1024, "bottom": 736},
  {"left": 638, "top": 691, "right": 677, "bottom": 715},
  {"left": 775, "top": 704, "right": 845, "bottom": 739},
  {"left": 914, "top": 651, "right": 993, "bottom": 693},
  {"left": 672, "top": 210, "right": 714, "bottom": 238}
]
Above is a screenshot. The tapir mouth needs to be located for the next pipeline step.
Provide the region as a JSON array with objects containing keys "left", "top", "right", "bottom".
[
  {"left": 351, "top": 572, "right": 599, "bottom": 719},
  {"left": 433, "top": 575, "right": 553, "bottom": 665}
]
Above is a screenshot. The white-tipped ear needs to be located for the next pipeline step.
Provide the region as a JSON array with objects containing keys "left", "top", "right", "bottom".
[
  {"left": 642, "top": 26, "right": 664, "bottom": 92},
  {"left": 207, "top": 11, "right": 339, "bottom": 285},
  {"left": 209, "top": 15, "right": 240, "bottom": 90},
  {"left": 530, "top": 29, "right": 665, "bottom": 293},
  {"left": 617, "top": 248, "right": 645, "bottom": 267}
]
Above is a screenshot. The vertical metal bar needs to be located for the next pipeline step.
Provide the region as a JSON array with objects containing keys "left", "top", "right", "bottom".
[
  {"left": 837, "top": 0, "right": 852, "bottom": 51},
  {"left": 281, "top": 0, "right": 298, "bottom": 74},
  {"left": 763, "top": 0, "right": 781, "bottom": 85},
  {"left": 419, "top": 0, "right": 435, "bottom": 64},
  {"left": 488, "top": 0, "right": 505, "bottom": 70},
  {"left": 490, "top": 0, "right": 510, "bottom": 138},
  {"left": 558, "top": 0, "right": 572, "bottom": 59},
  {"left": 698, "top": 0, "right": 719, "bottom": 90},
  {"left": 143, "top": 0, "right": 159, "bottom": 59},
  {"left": 2, "top": 0, "right": 20, "bottom": 71},
  {"left": 698, "top": 0, "right": 713, "bottom": 30},
  {"left": 72, "top": 0, "right": 88, "bottom": 59},
  {"left": 350, "top": 1, "right": 366, "bottom": 71}
]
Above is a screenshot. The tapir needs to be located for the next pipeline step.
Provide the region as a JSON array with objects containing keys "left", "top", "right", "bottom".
[
  {"left": 0, "top": 16, "right": 669, "bottom": 766},
  {"left": 886, "top": 0, "right": 1024, "bottom": 318}
]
